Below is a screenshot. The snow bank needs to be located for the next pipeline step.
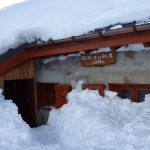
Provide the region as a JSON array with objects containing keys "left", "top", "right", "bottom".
[
  {"left": 1, "top": 79, "right": 150, "bottom": 150},
  {"left": 48, "top": 82, "right": 150, "bottom": 150},
  {"left": 0, "top": 89, "right": 60, "bottom": 150}
]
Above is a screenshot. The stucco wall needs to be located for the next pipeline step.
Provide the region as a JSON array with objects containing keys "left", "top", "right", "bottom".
[
  {"left": 35, "top": 51, "right": 150, "bottom": 85},
  {"left": 35, "top": 50, "right": 150, "bottom": 126}
]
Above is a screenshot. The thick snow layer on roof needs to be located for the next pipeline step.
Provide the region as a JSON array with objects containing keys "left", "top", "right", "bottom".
[{"left": 0, "top": 0, "right": 150, "bottom": 55}]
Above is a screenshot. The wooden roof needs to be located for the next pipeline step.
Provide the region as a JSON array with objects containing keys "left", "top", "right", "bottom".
[
  {"left": 1, "top": 23, "right": 150, "bottom": 74},
  {"left": 24, "top": 24, "right": 150, "bottom": 57}
]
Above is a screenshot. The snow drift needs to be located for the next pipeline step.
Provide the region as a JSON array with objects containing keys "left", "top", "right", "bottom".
[
  {"left": 1, "top": 81, "right": 150, "bottom": 150},
  {"left": 0, "top": 89, "right": 60, "bottom": 150},
  {"left": 48, "top": 82, "right": 150, "bottom": 150}
]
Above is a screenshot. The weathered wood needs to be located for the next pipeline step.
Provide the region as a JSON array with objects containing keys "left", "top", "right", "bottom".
[{"left": 81, "top": 52, "right": 115, "bottom": 66}]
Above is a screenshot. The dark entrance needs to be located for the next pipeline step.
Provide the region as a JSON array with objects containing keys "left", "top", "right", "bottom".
[{"left": 4, "top": 79, "right": 36, "bottom": 127}]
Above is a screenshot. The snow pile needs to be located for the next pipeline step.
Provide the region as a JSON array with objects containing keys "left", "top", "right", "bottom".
[
  {"left": 48, "top": 82, "right": 150, "bottom": 150},
  {"left": 1, "top": 80, "right": 150, "bottom": 150},
  {"left": 0, "top": 89, "right": 60, "bottom": 150},
  {"left": 105, "top": 90, "right": 118, "bottom": 98}
]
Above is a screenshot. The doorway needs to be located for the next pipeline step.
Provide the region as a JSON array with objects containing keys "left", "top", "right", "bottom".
[{"left": 4, "top": 79, "right": 36, "bottom": 127}]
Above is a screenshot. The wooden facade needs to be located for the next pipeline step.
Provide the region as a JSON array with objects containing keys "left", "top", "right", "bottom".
[{"left": 0, "top": 59, "right": 34, "bottom": 92}]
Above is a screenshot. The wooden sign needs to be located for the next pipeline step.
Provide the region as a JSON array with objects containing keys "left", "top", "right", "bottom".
[{"left": 81, "top": 52, "right": 115, "bottom": 66}]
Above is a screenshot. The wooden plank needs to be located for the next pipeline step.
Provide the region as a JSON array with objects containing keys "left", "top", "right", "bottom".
[
  {"left": 26, "top": 59, "right": 34, "bottom": 78},
  {"left": 55, "top": 84, "right": 72, "bottom": 108},
  {"left": 3, "top": 72, "right": 12, "bottom": 80},
  {"left": 28, "top": 31, "right": 150, "bottom": 58},
  {"left": 81, "top": 52, "right": 115, "bottom": 66},
  {"left": 19, "top": 63, "right": 27, "bottom": 79},
  {"left": 0, "top": 76, "right": 4, "bottom": 90},
  {"left": 12, "top": 67, "right": 20, "bottom": 79}
]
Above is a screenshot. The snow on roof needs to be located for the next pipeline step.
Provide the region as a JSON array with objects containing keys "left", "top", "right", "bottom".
[{"left": 0, "top": 0, "right": 150, "bottom": 55}]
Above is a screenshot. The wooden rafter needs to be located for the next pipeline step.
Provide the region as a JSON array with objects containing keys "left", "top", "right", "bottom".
[
  {"left": 71, "top": 36, "right": 78, "bottom": 43},
  {"left": 97, "top": 30, "right": 105, "bottom": 39},
  {"left": 110, "top": 46, "right": 123, "bottom": 52},
  {"left": 143, "top": 42, "right": 150, "bottom": 47},
  {"left": 132, "top": 24, "right": 139, "bottom": 34}
]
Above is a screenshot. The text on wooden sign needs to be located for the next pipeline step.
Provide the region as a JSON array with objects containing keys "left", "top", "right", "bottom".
[{"left": 81, "top": 52, "right": 115, "bottom": 66}]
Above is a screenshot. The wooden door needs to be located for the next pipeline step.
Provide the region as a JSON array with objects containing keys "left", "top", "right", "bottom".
[
  {"left": 4, "top": 79, "right": 36, "bottom": 127},
  {"left": 55, "top": 85, "right": 72, "bottom": 108}
]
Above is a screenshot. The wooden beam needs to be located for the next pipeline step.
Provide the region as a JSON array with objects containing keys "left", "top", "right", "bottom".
[
  {"left": 110, "top": 46, "right": 122, "bottom": 52},
  {"left": 133, "top": 24, "right": 139, "bottom": 34},
  {"left": 143, "top": 42, "right": 150, "bottom": 47},
  {"left": 62, "top": 53, "right": 70, "bottom": 56},
  {"left": 97, "top": 30, "right": 105, "bottom": 39},
  {"left": 49, "top": 39, "right": 57, "bottom": 47},
  {"left": 28, "top": 31, "right": 150, "bottom": 58},
  {"left": 84, "top": 49, "right": 95, "bottom": 54},
  {"left": 71, "top": 36, "right": 78, "bottom": 43},
  {"left": 0, "top": 51, "right": 29, "bottom": 74}
]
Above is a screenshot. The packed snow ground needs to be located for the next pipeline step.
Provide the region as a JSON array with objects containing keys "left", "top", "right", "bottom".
[
  {"left": 0, "top": 0, "right": 150, "bottom": 55},
  {"left": 1, "top": 82, "right": 150, "bottom": 150}
]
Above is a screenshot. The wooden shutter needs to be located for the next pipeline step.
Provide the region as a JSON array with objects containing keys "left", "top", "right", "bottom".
[
  {"left": 55, "top": 84, "right": 72, "bottom": 108},
  {"left": 36, "top": 82, "right": 58, "bottom": 109}
]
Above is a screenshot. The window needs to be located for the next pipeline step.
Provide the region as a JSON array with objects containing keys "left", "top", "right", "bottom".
[{"left": 108, "top": 83, "right": 150, "bottom": 102}]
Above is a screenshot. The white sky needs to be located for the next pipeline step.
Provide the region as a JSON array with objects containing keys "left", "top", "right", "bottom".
[{"left": 0, "top": 0, "right": 26, "bottom": 9}]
